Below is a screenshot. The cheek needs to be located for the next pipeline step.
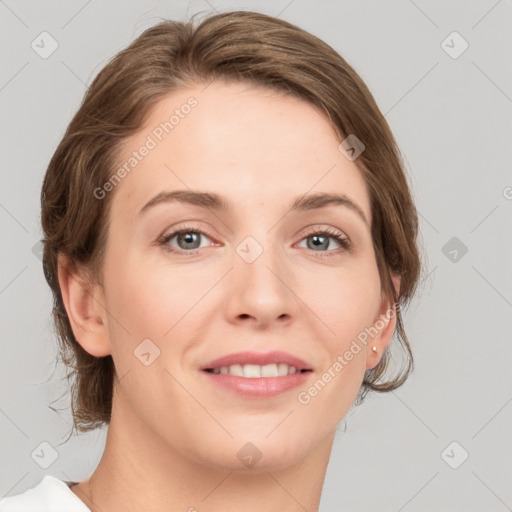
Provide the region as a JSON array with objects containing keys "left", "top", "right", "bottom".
[
  {"left": 101, "top": 250, "right": 218, "bottom": 368},
  {"left": 99, "top": 248, "right": 168, "bottom": 362},
  {"left": 103, "top": 242, "right": 187, "bottom": 321},
  {"left": 304, "top": 260, "right": 382, "bottom": 348},
  {"left": 293, "top": 266, "right": 381, "bottom": 421}
]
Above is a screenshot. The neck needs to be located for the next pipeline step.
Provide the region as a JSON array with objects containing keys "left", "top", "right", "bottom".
[{"left": 74, "top": 391, "right": 335, "bottom": 512}]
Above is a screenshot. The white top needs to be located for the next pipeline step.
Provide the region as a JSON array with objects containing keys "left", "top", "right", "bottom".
[{"left": 0, "top": 475, "right": 90, "bottom": 511}]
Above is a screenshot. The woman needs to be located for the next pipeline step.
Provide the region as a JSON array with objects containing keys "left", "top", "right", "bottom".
[{"left": 1, "top": 9, "right": 421, "bottom": 512}]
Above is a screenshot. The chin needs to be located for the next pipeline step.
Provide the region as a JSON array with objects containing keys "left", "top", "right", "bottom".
[{"left": 193, "top": 432, "right": 317, "bottom": 474}]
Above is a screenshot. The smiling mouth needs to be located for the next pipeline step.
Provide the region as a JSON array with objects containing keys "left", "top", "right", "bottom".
[{"left": 203, "top": 363, "right": 312, "bottom": 378}]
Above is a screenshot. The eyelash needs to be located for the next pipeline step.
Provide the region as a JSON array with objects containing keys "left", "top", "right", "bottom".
[{"left": 158, "top": 224, "right": 351, "bottom": 258}]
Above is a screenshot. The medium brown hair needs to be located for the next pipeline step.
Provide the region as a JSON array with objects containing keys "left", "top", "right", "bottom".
[{"left": 41, "top": 10, "right": 422, "bottom": 433}]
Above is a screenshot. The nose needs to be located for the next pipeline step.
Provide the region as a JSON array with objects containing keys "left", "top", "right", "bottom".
[{"left": 224, "top": 238, "right": 298, "bottom": 329}]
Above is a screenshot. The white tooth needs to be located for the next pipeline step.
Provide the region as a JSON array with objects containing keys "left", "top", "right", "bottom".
[
  {"left": 219, "top": 363, "right": 299, "bottom": 377},
  {"left": 229, "top": 364, "right": 244, "bottom": 376},
  {"left": 261, "top": 364, "right": 278, "bottom": 377},
  {"left": 243, "top": 364, "right": 261, "bottom": 378},
  {"left": 277, "top": 363, "right": 289, "bottom": 376}
]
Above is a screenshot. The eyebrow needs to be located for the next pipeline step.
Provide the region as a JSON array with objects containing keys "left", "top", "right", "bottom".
[{"left": 138, "top": 189, "right": 368, "bottom": 225}]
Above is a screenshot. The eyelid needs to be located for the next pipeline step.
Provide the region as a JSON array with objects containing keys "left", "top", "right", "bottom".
[{"left": 299, "top": 224, "right": 348, "bottom": 240}]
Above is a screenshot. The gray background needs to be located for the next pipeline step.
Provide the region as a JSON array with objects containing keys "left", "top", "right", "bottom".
[{"left": 1, "top": 0, "right": 511, "bottom": 510}]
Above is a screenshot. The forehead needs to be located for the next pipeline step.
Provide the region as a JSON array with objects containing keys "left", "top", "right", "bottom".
[{"left": 109, "top": 80, "right": 371, "bottom": 221}]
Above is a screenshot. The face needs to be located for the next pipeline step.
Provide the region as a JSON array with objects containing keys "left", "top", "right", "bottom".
[{"left": 86, "top": 80, "right": 394, "bottom": 472}]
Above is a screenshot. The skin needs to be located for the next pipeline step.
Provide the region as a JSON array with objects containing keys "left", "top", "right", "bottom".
[{"left": 59, "top": 80, "right": 399, "bottom": 512}]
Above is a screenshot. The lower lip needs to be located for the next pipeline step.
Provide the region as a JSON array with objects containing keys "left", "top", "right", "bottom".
[{"left": 201, "top": 370, "right": 312, "bottom": 398}]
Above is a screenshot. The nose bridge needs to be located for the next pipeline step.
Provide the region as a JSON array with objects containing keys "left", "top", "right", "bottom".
[
  {"left": 226, "top": 227, "right": 296, "bottom": 324},
  {"left": 234, "top": 229, "right": 283, "bottom": 288}
]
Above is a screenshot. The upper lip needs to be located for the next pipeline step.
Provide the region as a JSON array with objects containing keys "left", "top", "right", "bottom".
[{"left": 201, "top": 351, "right": 312, "bottom": 371}]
